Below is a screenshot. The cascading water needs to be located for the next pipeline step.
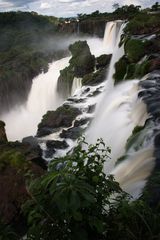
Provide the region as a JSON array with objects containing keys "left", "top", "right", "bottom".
[
  {"left": 86, "top": 22, "right": 155, "bottom": 198},
  {"left": 103, "top": 22, "right": 117, "bottom": 52},
  {"left": 0, "top": 57, "right": 70, "bottom": 141},
  {"left": 71, "top": 78, "right": 82, "bottom": 96}
]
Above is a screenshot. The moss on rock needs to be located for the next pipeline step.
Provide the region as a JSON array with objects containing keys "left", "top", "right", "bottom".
[
  {"left": 96, "top": 54, "right": 111, "bottom": 69},
  {"left": 134, "top": 60, "right": 151, "bottom": 78},
  {"left": 124, "top": 39, "right": 149, "bottom": 63},
  {"left": 82, "top": 68, "right": 106, "bottom": 86},
  {"left": 69, "top": 40, "right": 95, "bottom": 77},
  {"left": 125, "top": 63, "right": 136, "bottom": 79},
  {"left": 114, "top": 56, "right": 128, "bottom": 83},
  {"left": 37, "top": 105, "right": 81, "bottom": 137}
]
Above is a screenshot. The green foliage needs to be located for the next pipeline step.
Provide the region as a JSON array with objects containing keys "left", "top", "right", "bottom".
[
  {"left": 126, "top": 125, "right": 145, "bottom": 151},
  {"left": 151, "top": 2, "right": 160, "bottom": 11},
  {"left": 0, "top": 11, "right": 65, "bottom": 113},
  {"left": 125, "top": 63, "right": 136, "bottom": 79},
  {"left": 124, "top": 12, "right": 160, "bottom": 34},
  {"left": 69, "top": 41, "right": 95, "bottom": 78},
  {"left": 0, "top": 220, "right": 18, "bottom": 240},
  {"left": 23, "top": 138, "right": 123, "bottom": 239},
  {"left": 82, "top": 68, "right": 106, "bottom": 86},
  {"left": 21, "top": 138, "right": 160, "bottom": 240},
  {"left": 134, "top": 60, "right": 151, "bottom": 78},
  {"left": 0, "top": 148, "right": 26, "bottom": 170},
  {"left": 106, "top": 200, "right": 160, "bottom": 240},
  {"left": 124, "top": 39, "right": 149, "bottom": 63},
  {"left": 114, "top": 56, "right": 128, "bottom": 83}
]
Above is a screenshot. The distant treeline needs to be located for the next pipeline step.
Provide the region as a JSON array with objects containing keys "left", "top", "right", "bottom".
[{"left": 0, "top": 12, "right": 67, "bottom": 114}]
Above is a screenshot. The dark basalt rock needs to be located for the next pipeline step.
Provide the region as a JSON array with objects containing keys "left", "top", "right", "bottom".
[
  {"left": 37, "top": 105, "right": 81, "bottom": 137},
  {"left": 60, "top": 127, "right": 83, "bottom": 140},
  {"left": 87, "top": 104, "right": 96, "bottom": 113},
  {"left": 46, "top": 140, "right": 69, "bottom": 149},
  {"left": 87, "top": 89, "right": 101, "bottom": 97},
  {"left": 74, "top": 118, "right": 91, "bottom": 127},
  {"left": 154, "top": 133, "right": 160, "bottom": 148},
  {"left": 139, "top": 80, "right": 157, "bottom": 89},
  {"left": 0, "top": 120, "right": 7, "bottom": 144},
  {"left": 0, "top": 139, "right": 45, "bottom": 224},
  {"left": 22, "top": 136, "right": 39, "bottom": 148},
  {"left": 45, "top": 140, "right": 69, "bottom": 158},
  {"left": 69, "top": 40, "right": 95, "bottom": 78},
  {"left": 68, "top": 98, "right": 86, "bottom": 103},
  {"left": 82, "top": 68, "right": 107, "bottom": 86},
  {"left": 37, "top": 127, "right": 54, "bottom": 138},
  {"left": 82, "top": 87, "right": 90, "bottom": 94},
  {"left": 96, "top": 54, "right": 112, "bottom": 69}
]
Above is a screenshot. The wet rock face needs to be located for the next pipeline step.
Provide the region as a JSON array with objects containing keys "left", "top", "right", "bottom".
[
  {"left": 69, "top": 40, "right": 95, "bottom": 78},
  {"left": 82, "top": 68, "right": 107, "bottom": 86},
  {"left": 0, "top": 139, "right": 45, "bottom": 224},
  {"left": 138, "top": 74, "right": 160, "bottom": 207},
  {"left": 0, "top": 120, "right": 7, "bottom": 143},
  {"left": 57, "top": 40, "right": 96, "bottom": 99},
  {"left": 96, "top": 54, "right": 112, "bottom": 69},
  {"left": 60, "top": 127, "right": 83, "bottom": 140},
  {"left": 37, "top": 105, "right": 81, "bottom": 137},
  {"left": 139, "top": 75, "right": 160, "bottom": 119},
  {"left": 44, "top": 140, "right": 69, "bottom": 158}
]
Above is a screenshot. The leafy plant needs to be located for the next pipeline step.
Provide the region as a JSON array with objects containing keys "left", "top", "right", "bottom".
[{"left": 23, "top": 138, "right": 122, "bottom": 240}]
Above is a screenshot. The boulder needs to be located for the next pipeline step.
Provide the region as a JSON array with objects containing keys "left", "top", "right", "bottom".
[
  {"left": 87, "top": 104, "right": 96, "bottom": 113},
  {"left": 37, "top": 105, "right": 81, "bottom": 137},
  {"left": 60, "top": 127, "right": 83, "bottom": 140},
  {"left": 46, "top": 140, "right": 69, "bottom": 149},
  {"left": 74, "top": 118, "right": 91, "bottom": 127}
]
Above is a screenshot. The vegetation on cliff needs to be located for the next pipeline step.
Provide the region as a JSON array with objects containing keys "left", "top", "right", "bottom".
[{"left": 0, "top": 11, "right": 68, "bottom": 114}]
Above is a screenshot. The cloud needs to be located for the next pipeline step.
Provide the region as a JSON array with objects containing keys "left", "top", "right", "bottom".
[
  {"left": 40, "top": 2, "right": 51, "bottom": 9},
  {"left": 0, "top": 0, "right": 158, "bottom": 17}
]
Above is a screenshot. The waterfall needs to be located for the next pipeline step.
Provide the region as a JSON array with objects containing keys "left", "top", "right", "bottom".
[
  {"left": 1, "top": 57, "right": 70, "bottom": 141},
  {"left": 112, "top": 147, "right": 155, "bottom": 198},
  {"left": 71, "top": 78, "right": 82, "bottom": 96},
  {"left": 103, "top": 21, "right": 121, "bottom": 53},
  {"left": 86, "top": 21, "right": 154, "bottom": 198}
]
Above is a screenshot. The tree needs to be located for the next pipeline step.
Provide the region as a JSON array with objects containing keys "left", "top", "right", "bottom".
[
  {"left": 152, "top": 2, "right": 160, "bottom": 11},
  {"left": 112, "top": 2, "right": 120, "bottom": 10}
]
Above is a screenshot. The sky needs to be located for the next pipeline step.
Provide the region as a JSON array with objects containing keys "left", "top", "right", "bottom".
[{"left": 0, "top": 0, "right": 159, "bottom": 17}]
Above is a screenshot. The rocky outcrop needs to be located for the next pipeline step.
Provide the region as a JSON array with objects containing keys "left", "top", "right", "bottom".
[
  {"left": 96, "top": 54, "right": 112, "bottom": 69},
  {"left": 0, "top": 121, "right": 7, "bottom": 143},
  {"left": 82, "top": 68, "right": 107, "bottom": 86},
  {"left": 37, "top": 105, "right": 81, "bottom": 137},
  {"left": 57, "top": 40, "right": 95, "bottom": 99},
  {"left": 0, "top": 134, "right": 46, "bottom": 226},
  {"left": 44, "top": 140, "right": 69, "bottom": 158}
]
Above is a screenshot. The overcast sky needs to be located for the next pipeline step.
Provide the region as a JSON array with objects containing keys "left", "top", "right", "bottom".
[{"left": 0, "top": 0, "right": 158, "bottom": 17}]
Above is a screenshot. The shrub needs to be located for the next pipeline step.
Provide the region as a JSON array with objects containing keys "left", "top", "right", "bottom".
[
  {"left": 23, "top": 138, "right": 123, "bottom": 239},
  {"left": 124, "top": 39, "right": 149, "bottom": 63}
]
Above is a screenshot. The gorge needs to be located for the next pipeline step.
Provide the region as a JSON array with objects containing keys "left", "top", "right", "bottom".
[{"left": 0, "top": 6, "right": 160, "bottom": 239}]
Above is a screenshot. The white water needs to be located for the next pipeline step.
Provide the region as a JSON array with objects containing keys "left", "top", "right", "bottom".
[
  {"left": 71, "top": 78, "right": 82, "bottom": 96},
  {"left": 112, "top": 147, "right": 155, "bottom": 198},
  {"left": 87, "top": 81, "right": 148, "bottom": 173},
  {"left": 103, "top": 21, "right": 117, "bottom": 53},
  {"left": 86, "top": 21, "right": 154, "bottom": 198},
  {"left": 1, "top": 57, "right": 70, "bottom": 141}
]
